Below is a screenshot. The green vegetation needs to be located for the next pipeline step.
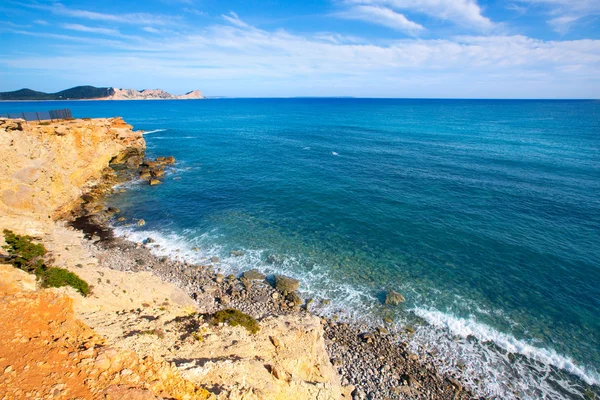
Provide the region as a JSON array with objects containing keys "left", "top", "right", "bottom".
[
  {"left": 2, "top": 229, "right": 89, "bottom": 296},
  {"left": 212, "top": 309, "right": 260, "bottom": 334},
  {"left": 0, "top": 86, "right": 114, "bottom": 100},
  {"left": 37, "top": 266, "right": 90, "bottom": 295},
  {"left": 2, "top": 229, "right": 46, "bottom": 272}
]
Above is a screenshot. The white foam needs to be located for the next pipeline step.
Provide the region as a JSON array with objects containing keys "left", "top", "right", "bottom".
[
  {"left": 331, "top": 151, "right": 339, "bottom": 156},
  {"left": 142, "top": 129, "right": 167, "bottom": 134},
  {"left": 413, "top": 307, "right": 600, "bottom": 387}
]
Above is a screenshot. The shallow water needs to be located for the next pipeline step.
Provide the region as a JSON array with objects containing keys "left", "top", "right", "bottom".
[{"left": 5, "top": 99, "right": 600, "bottom": 398}]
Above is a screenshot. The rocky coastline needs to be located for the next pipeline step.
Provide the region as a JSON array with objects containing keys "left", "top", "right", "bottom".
[{"left": 0, "top": 117, "right": 474, "bottom": 399}]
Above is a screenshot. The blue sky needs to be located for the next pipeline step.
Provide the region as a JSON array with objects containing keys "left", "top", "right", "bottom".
[{"left": 1, "top": 0, "right": 599, "bottom": 98}]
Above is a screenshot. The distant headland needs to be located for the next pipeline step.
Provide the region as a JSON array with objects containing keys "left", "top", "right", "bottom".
[{"left": 0, "top": 85, "right": 204, "bottom": 101}]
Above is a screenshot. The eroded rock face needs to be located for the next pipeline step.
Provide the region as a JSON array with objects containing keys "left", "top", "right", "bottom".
[{"left": 0, "top": 118, "right": 145, "bottom": 219}]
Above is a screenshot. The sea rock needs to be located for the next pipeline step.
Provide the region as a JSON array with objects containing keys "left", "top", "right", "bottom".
[
  {"left": 230, "top": 250, "right": 245, "bottom": 257},
  {"left": 137, "top": 219, "right": 146, "bottom": 226},
  {"left": 286, "top": 292, "right": 303, "bottom": 307},
  {"left": 384, "top": 290, "right": 405, "bottom": 305},
  {"left": 149, "top": 179, "right": 162, "bottom": 186},
  {"left": 210, "top": 256, "right": 220, "bottom": 263},
  {"left": 243, "top": 269, "right": 266, "bottom": 281},
  {"left": 163, "top": 156, "right": 176, "bottom": 165},
  {"left": 141, "top": 160, "right": 159, "bottom": 168},
  {"left": 150, "top": 168, "right": 165, "bottom": 178},
  {"left": 275, "top": 275, "right": 300, "bottom": 293}
]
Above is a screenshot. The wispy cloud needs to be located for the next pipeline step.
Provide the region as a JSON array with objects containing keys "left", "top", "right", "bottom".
[
  {"left": 17, "top": 1, "right": 177, "bottom": 26},
  {"left": 62, "top": 23, "right": 121, "bottom": 36},
  {"left": 345, "top": 0, "right": 494, "bottom": 30},
  {"left": 517, "top": 0, "right": 600, "bottom": 33},
  {"left": 337, "top": 5, "right": 425, "bottom": 35},
  {"left": 222, "top": 12, "right": 251, "bottom": 28}
]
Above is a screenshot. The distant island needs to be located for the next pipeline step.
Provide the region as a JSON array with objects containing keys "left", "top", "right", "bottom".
[{"left": 0, "top": 85, "right": 204, "bottom": 101}]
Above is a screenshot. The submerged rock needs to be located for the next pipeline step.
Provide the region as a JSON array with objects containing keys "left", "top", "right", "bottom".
[
  {"left": 275, "top": 275, "right": 300, "bottom": 293},
  {"left": 384, "top": 290, "right": 405, "bottom": 305}
]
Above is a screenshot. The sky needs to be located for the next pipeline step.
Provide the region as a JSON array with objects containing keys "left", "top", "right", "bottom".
[{"left": 0, "top": 0, "right": 599, "bottom": 98}]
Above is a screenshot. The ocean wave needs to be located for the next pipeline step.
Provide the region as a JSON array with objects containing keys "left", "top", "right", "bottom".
[
  {"left": 412, "top": 307, "right": 600, "bottom": 395},
  {"left": 142, "top": 129, "right": 167, "bottom": 134},
  {"left": 142, "top": 129, "right": 167, "bottom": 135},
  {"left": 111, "top": 224, "right": 378, "bottom": 319}
]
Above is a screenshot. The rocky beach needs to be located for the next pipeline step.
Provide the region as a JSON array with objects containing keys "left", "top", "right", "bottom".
[{"left": 0, "top": 116, "right": 472, "bottom": 399}]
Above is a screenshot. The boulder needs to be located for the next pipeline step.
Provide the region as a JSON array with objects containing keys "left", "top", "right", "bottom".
[
  {"left": 384, "top": 290, "right": 405, "bottom": 305},
  {"left": 137, "top": 219, "right": 145, "bottom": 226},
  {"left": 243, "top": 269, "right": 266, "bottom": 281},
  {"left": 275, "top": 275, "right": 300, "bottom": 293},
  {"left": 150, "top": 168, "right": 165, "bottom": 178},
  {"left": 149, "top": 179, "right": 162, "bottom": 186},
  {"left": 141, "top": 160, "right": 159, "bottom": 168},
  {"left": 163, "top": 156, "right": 176, "bottom": 165},
  {"left": 286, "top": 292, "right": 302, "bottom": 307}
]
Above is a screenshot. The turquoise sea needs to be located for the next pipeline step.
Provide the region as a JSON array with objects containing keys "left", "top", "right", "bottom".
[{"left": 4, "top": 99, "right": 599, "bottom": 399}]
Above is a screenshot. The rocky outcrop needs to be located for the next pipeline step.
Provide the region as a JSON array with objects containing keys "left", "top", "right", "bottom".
[
  {"left": 107, "top": 88, "right": 203, "bottom": 100},
  {"left": 0, "top": 117, "right": 144, "bottom": 219}
]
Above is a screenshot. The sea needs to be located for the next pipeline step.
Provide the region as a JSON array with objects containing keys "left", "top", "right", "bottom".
[{"left": 3, "top": 99, "right": 599, "bottom": 399}]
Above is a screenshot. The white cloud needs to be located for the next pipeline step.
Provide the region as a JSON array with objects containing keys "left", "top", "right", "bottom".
[
  {"left": 62, "top": 23, "right": 121, "bottom": 36},
  {"left": 337, "top": 5, "right": 425, "bottom": 35},
  {"left": 345, "top": 0, "right": 494, "bottom": 30},
  {"left": 517, "top": 0, "right": 600, "bottom": 33},
  {"left": 17, "top": 1, "right": 177, "bottom": 26},
  {"left": 143, "top": 26, "right": 161, "bottom": 33},
  {"left": 222, "top": 12, "right": 250, "bottom": 28},
  {"left": 2, "top": 15, "right": 599, "bottom": 97}
]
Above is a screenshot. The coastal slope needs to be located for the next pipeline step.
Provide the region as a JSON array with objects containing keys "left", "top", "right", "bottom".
[{"left": 0, "top": 117, "right": 344, "bottom": 400}]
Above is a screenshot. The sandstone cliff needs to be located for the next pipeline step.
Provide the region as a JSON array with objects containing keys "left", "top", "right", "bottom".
[{"left": 0, "top": 117, "right": 144, "bottom": 220}]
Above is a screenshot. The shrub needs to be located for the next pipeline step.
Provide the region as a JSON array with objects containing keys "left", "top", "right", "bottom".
[
  {"left": 37, "top": 266, "right": 90, "bottom": 296},
  {"left": 2, "top": 229, "right": 46, "bottom": 272},
  {"left": 212, "top": 309, "right": 259, "bottom": 334},
  {"left": 2, "top": 229, "right": 90, "bottom": 296}
]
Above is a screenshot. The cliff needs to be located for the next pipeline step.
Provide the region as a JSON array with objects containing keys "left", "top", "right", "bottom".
[
  {"left": 108, "top": 88, "right": 204, "bottom": 100},
  {"left": 0, "top": 117, "right": 144, "bottom": 219},
  {"left": 0, "top": 117, "right": 344, "bottom": 400}
]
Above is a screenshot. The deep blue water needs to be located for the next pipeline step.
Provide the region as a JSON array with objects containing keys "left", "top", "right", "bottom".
[{"left": 4, "top": 99, "right": 599, "bottom": 398}]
